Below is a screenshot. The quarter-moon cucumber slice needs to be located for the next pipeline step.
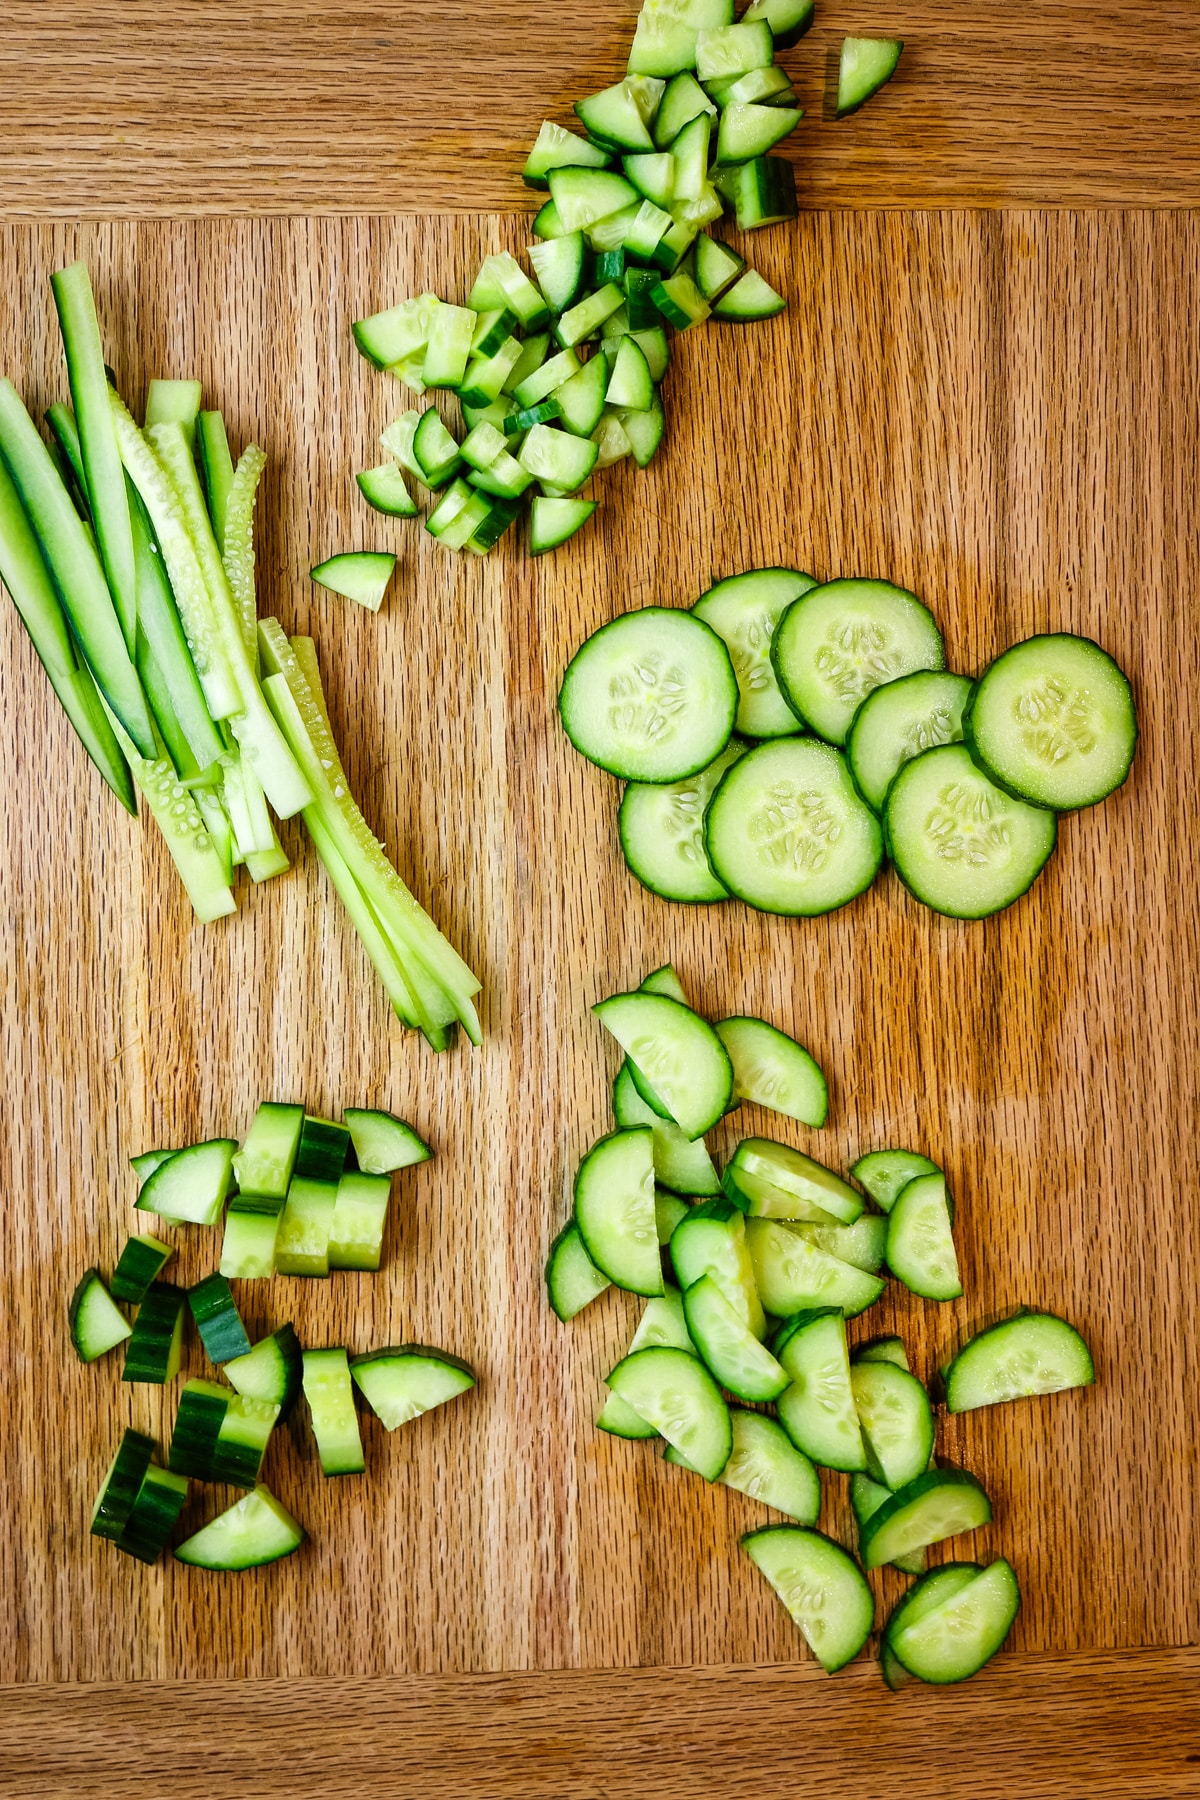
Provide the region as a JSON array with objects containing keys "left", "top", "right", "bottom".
[
  {"left": 593, "top": 991, "right": 733, "bottom": 1138},
  {"left": 717, "top": 1408, "right": 820, "bottom": 1520},
  {"left": 573, "top": 1129, "right": 663, "bottom": 1296},
  {"left": 607, "top": 1345, "right": 732, "bottom": 1479},
  {"left": 846, "top": 670, "right": 974, "bottom": 811},
  {"left": 559, "top": 606, "right": 737, "bottom": 782},
  {"left": 714, "top": 1019, "right": 828, "bottom": 1126},
  {"left": 886, "top": 1172, "right": 961, "bottom": 1301},
  {"left": 310, "top": 551, "right": 397, "bottom": 612},
  {"left": 887, "top": 1559, "right": 1021, "bottom": 1684},
  {"left": 350, "top": 1345, "right": 475, "bottom": 1428},
  {"left": 173, "top": 1484, "right": 304, "bottom": 1570},
  {"left": 742, "top": 1525, "right": 875, "bottom": 1672},
  {"left": 727, "top": 1138, "right": 862, "bottom": 1224},
  {"left": 747, "top": 1219, "right": 885, "bottom": 1318},
  {"left": 860, "top": 1467, "right": 992, "bottom": 1570},
  {"left": 943, "top": 1310, "right": 1094, "bottom": 1413},
  {"left": 851, "top": 1148, "right": 941, "bottom": 1213},
  {"left": 355, "top": 463, "right": 417, "bottom": 517},
  {"left": 619, "top": 739, "right": 746, "bottom": 902},
  {"left": 771, "top": 578, "right": 943, "bottom": 745},
  {"left": 836, "top": 36, "right": 903, "bottom": 116},
  {"left": 692, "top": 567, "right": 816, "bottom": 739}
]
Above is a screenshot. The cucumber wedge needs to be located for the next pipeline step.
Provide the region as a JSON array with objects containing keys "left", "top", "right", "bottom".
[
  {"left": 174, "top": 1484, "right": 304, "bottom": 1570},
  {"left": 714, "top": 1019, "right": 827, "bottom": 1126},
  {"left": 726, "top": 1139, "right": 862, "bottom": 1224},
  {"left": 606, "top": 1344, "right": 732, "bottom": 1479},
  {"left": 683, "top": 1275, "right": 788, "bottom": 1402},
  {"left": 351, "top": 1345, "right": 475, "bottom": 1429},
  {"left": 850, "top": 1360, "right": 935, "bottom": 1490},
  {"left": 310, "top": 551, "right": 396, "bottom": 613},
  {"left": 943, "top": 1311, "right": 1095, "bottom": 1413},
  {"left": 743, "top": 1526, "right": 874, "bottom": 1672},
  {"left": 747, "top": 1218, "right": 885, "bottom": 1318},
  {"left": 836, "top": 37, "right": 904, "bottom": 117},
  {"left": 886, "top": 1172, "right": 961, "bottom": 1301},
  {"left": 594, "top": 990, "right": 733, "bottom": 1138},
  {"left": 774, "top": 1307, "right": 866, "bottom": 1472},
  {"left": 574, "top": 1128, "right": 663, "bottom": 1296},
  {"left": 851, "top": 1148, "right": 941, "bottom": 1214},
  {"left": 887, "top": 1559, "right": 1020, "bottom": 1684}
]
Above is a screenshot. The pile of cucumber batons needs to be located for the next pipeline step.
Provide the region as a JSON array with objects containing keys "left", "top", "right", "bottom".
[
  {"left": 331, "top": 0, "right": 903, "bottom": 584},
  {"left": 548, "top": 963, "right": 1096, "bottom": 1686},
  {"left": 0, "top": 262, "right": 479, "bottom": 1048},
  {"left": 559, "top": 568, "right": 1138, "bottom": 918},
  {"left": 72, "top": 1105, "right": 475, "bottom": 1570}
]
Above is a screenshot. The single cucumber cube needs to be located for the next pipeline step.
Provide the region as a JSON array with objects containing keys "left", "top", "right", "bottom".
[
  {"left": 591, "top": 409, "right": 633, "bottom": 468},
  {"left": 467, "top": 452, "right": 532, "bottom": 498},
  {"left": 624, "top": 265, "right": 664, "bottom": 328},
  {"left": 547, "top": 167, "right": 640, "bottom": 234},
  {"left": 427, "top": 482, "right": 493, "bottom": 551},
  {"left": 651, "top": 270, "right": 711, "bottom": 329},
  {"left": 695, "top": 19, "right": 773, "bottom": 80},
  {"left": 122, "top": 1282, "right": 187, "bottom": 1384},
  {"left": 459, "top": 419, "right": 510, "bottom": 470},
  {"left": 490, "top": 251, "right": 552, "bottom": 330},
  {"left": 328, "top": 1170, "right": 392, "bottom": 1271},
  {"left": 233, "top": 1104, "right": 304, "bottom": 1201},
  {"left": 109, "top": 1234, "right": 173, "bottom": 1306},
  {"left": 624, "top": 199, "right": 674, "bottom": 261},
  {"left": 467, "top": 493, "right": 524, "bottom": 554},
  {"left": 709, "top": 64, "right": 796, "bottom": 105},
  {"left": 189, "top": 1272, "right": 252, "bottom": 1363},
  {"left": 220, "top": 1194, "right": 284, "bottom": 1279},
  {"left": 532, "top": 198, "right": 565, "bottom": 238},
  {"left": 310, "top": 552, "right": 396, "bottom": 613},
  {"left": 212, "top": 1392, "right": 280, "bottom": 1487},
  {"left": 116, "top": 1464, "right": 189, "bottom": 1564},
  {"left": 168, "top": 1378, "right": 231, "bottom": 1479},
  {"left": 652, "top": 215, "right": 698, "bottom": 273},
  {"left": 669, "top": 112, "right": 712, "bottom": 201},
  {"left": 723, "top": 156, "right": 798, "bottom": 230},
  {"left": 517, "top": 424, "right": 599, "bottom": 493},
  {"left": 587, "top": 203, "right": 642, "bottom": 253},
  {"left": 302, "top": 1347, "right": 365, "bottom": 1476},
  {"left": 274, "top": 1176, "right": 338, "bottom": 1277}
]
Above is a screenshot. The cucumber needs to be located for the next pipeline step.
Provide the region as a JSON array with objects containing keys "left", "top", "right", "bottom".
[
  {"left": 943, "top": 1310, "right": 1094, "bottom": 1413},
  {"left": 851, "top": 1148, "right": 941, "bottom": 1214},
  {"left": 632, "top": 1287, "right": 696, "bottom": 1354},
  {"left": 310, "top": 551, "right": 396, "bottom": 613},
  {"left": 530, "top": 497, "right": 597, "bottom": 554},
  {"left": 593, "top": 991, "right": 733, "bottom": 1138},
  {"left": 343, "top": 1108, "right": 430, "bottom": 1175},
  {"left": 573, "top": 1129, "right": 663, "bottom": 1296},
  {"left": 747, "top": 1218, "right": 886, "bottom": 1318},
  {"left": 836, "top": 37, "right": 903, "bottom": 117},
  {"left": 546, "top": 1220, "right": 612, "bottom": 1321},
  {"left": 547, "top": 168, "right": 640, "bottom": 234},
  {"left": 91, "top": 1429, "right": 157, "bottom": 1542},
  {"left": 224, "top": 1322, "right": 303, "bottom": 1416},
  {"left": 274, "top": 1176, "right": 337, "bottom": 1277},
  {"left": 652, "top": 72, "right": 717, "bottom": 143},
  {"left": 774, "top": 1308, "right": 866, "bottom": 1472},
  {"left": 412, "top": 408, "right": 463, "bottom": 485},
  {"left": 68, "top": 1269, "right": 131, "bottom": 1362},
  {"left": 174, "top": 1484, "right": 305, "bottom": 1570},
  {"left": 683, "top": 1275, "right": 788, "bottom": 1402},
  {"left": 741, "top": 0, "right": 814, "bottom": 48},
  {"left": 139, "top": 1138, "right": 237, "bottom": 1227},
  {"left": 715, "top": 1408, "right": 820, "bottom": 1521},
  {"left": 714, "top": 1018, "right": 827, "bottom": 1126},
  {"left": 351, "top": 1346, "right": 475, "bottom": 1428},
  {"left": 296, "top": 1114, "right": 351, "bottom": 1182},
  {"left": 523, "top": 121, "right": 612, "bottom": 188},
  {"left": 717, "top": 156, "right": 797, "bottom": 231},
  {"left": 887, "top": 1560, "right": 1020, "bottom": 1684},
  {"left": 605, "top": 338, "right": 655, "bottom": 412},
  {"left": 619, "top": 738, "right": 746, "bottom": 904},
  {"left": 528, "top": 232, "right": 590, "bottom": 313},
  {"left": 670, "top": 1199, "right": 765, "bottom": 1338},
  {"left": 692, "top": 234, "right": 745, "bottom": 302},
  {"left": 704, "top": 738, "right": 883, "bottom": 916},
  {"left": 850, "top": 1361, "right": 935, "bottom": 1490},
  {"left": 885, "top": 744, "right": 1058, "bottom": 918},
  {"left": 860, "top": 1467, "right": 992, "bottom": 1570},
  {"left": 109, "top": 1234, "right": 173, "bottom": 1305},
  {"left": 712, "top": 271, "right": 787, "bottom": 321},
  {"left": 742, "top": 1526, "right": 874, "bottom": 1672},
  {"left": 302, "top": 1347, "right": 365, "bottom": 1476},
  {"left": 724, "top": 1139, "right": 862, "bottom": 1224},
  {"left": 692, "top": 568, "right": 816, "bottom": 739},
  {"left": 884, "top": 1562, "right": 979, "bottom": 1639},
  {"left": 122, "top": 1282, "right": 186, "bottom": 1384},
  {"left": 849, "top": 1473, "right": 927, "bottom": 1576},
  {"left": 715, "top": 103, "right": 802, "bottom": 164},
  {"left": 513, "top": 348, "right": 581, "bottom": 409},
  {"left": 168, "top": 1379, "right": 233, "bottom": 1479},
  {"left": 576, "top": 77, "right": 663, "bottom": 153},
  {"left": 853, "top": 1335, "right": 910, "bottom": 1371},
  {"left": 612, "top": 1063, "right": 721, "bottom": 1196},
  {"left": 792, "top": 1214, "right": 887, "bottom": 1274},
  {"left": 219, "top": 1195, "right": 284, "bottom": 1279},
  {"left": 628, "top": 0, "right": 735, "bottom": 79},
  {"left": 328, "top": 1171, "right": 392, "bottom": 1270},
  {"left": 606, "top": 1345, "right": 732, "bottom": 1479},
  {"left": 639, "top": 963, "right": 689, "bottom": 1003},
  {"left": 846, "top": 670, "right": 975, "bottom": 811},
  {"left": 356, "top": 464, "right": 417, "bottom": 518},
  {"left": 116, "top": 1463, "right": 189, "bottom": 1564},
  {"left": 771, "top": 578, "right": 945, "bottom": 747},
  {"left": 651, "top": 271, "right": 710, "bottom": 330},
  {"left": 886, "top": 1172, "right": 961, "bottom": 1301},
  {"left": 554, "top": 357, "right": 609, "bottom": 438},
  {"left": 623, "top": 153, "right": 677, "bottom": 208},
  {"left": 233, "top": 1101, "right": 304, "bottom": 1199},
  {"left": 963, "top": 634, "right": 1137, "bottom": 811},
  {"left": 188, "top": 1272, "right": 252, "bottom": 1364},
  {"left": 352, "top": 293, "right": 437, "bottom": 370}
]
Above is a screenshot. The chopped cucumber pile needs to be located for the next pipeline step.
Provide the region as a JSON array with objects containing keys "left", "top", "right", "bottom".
[
  {"left": 73, "top": 1099, "right": 473, "bottom": 1568},
  {"left": 559, "top": 566, "right": 1137, "bottom": 918},
  {"left": 0, "top": 261, "right": 479, "bottom": 1049},
  {"left": 546, "top": 962, "right": 1095, "bottom": 1687}
]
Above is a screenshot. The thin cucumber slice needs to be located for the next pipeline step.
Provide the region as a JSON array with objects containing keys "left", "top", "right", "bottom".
[
  {"left": 837, "top": 37, "right": 903, "bottom": 116},
  {"left": 116, "top": 1464, "right": 189, "bottom": 1564},
  {"left": 714, "top": 1018, "right": 827, "bottom": 1126},
  {"left": 224, "top": 1322, "right": 303, "bottom": 1417},
  {"left": 692, "top": 568, "right": 816, "bottom": 739},
  {"left": 850, "top": 1361, "right": 935, "bottom": 1490},
  {"left": 607, "top": 1345, "right": 732, "bottom": 1479},
  {"left": 593, "top": 992, "right": 733, "bottom": 1139},
  {"left": 302, "top": 1347, "right": 365, "bottom": 1476},
  {"left": 860, "top": 1467, "right": 992, "bottom": 1570},
  {"left": 885, "top": 743, "right": 1058, "bottom": 919},
  {"left": 220, "top": 1196, "right": 285, "bottom": 1278},
  {"left": 122, "top": 1282, "right": 187, "bottom": 1384},
  {"left": 850, "top": 1473, "right": 928, "bottom": 1576},
  {"left": 792, "top": 1214, "right": 887, "bottom": 1274},
  {"left": 774, "top": 1308, "right": 866, "bottom": 1472},
  {"left": 771, "top": 578, "right": 945, "bottom": 746},
  {"left": 530, "top": 497, "right": 597, "bottom": 554},
  {"left": 747, "top": 1218, "right": 885, "bottom": 1319},
  {"left": 712, "top": 271, "right": 787, "bottom": 321},
  {"left": 233, "top": 1102, "right": 305, "bottom": 1198},
  {"left": 718, "top": 1409, "right": 820, "bottom": 1521},
  {"left": 704, "top": 738, "right": 883, "bottom": 916},
  {"left": 888, "top": 1560, "right": 1020, "bottom": 1684},
  {"left": 351, "top": 1345, "right": 475, "bottom": 1429},
  {"left": 718, "top": 156, "right": 797, "bottom": 231},
  {"left": 742, "top": 1526, "right": 874, "bottom": 1672},
  {"left": 69, "top": 1270, "right": 131, "bottom": 1362},
  {"left": 886, "top": 1173, "right": 961, "bottom": 1301},
  {"left": 139, "top": 1139, "right": 236, "bottom": 1227},
  {"left": 328, "top": 1171, "right": 392, "bottom": 1271},
  {"left": 846, "top": 670, "right": 975, "bottom": 812},
  {"left": 174, "top": 1484, "right": 305, "bottom": 1570},
  {"left": 725, "top": 1140, "right": 862, "bottom": 1224},
  {"left": 683, "top": 1275, "right": 788, "bottom": 1402},
  {"left": 963, "top": 633, "right": 1137, "bottom": 811},
  {"left": 853, "top": 1335, "right": 910, "bottom": 1371},
  {"left": 612, "top": 1063, "right": 721, "bottom": 1196},
  {"left": 943, "top": 1310, "right": 1095, "bottom": 1413},
  {"left": 110, "top": 1234, "right": 173, "bottom": 1305},
  {"left": 356, "top": 463, "right": 417, "bottom": 518},
  {"left": 523, "top": 121, "right": 612, "bottom": 188},
  {"left": 670, "top": 1200, "right": 765, "bottom": 1338},
  {"left": 741, "top": 0, "right": 814, "bottom": 48},
  {"left": 574, "top": 1129, "right": 663, "bottom": 1296},
  {"left": 559, "top": 606, "right": 737, "bottom": 783},
  {"left": 343, "top": 1108, "right": 430, "bottom": 1175},
  {"left": 188, "top": 1272, "right": 252, "bottom": 1364},
  {"left": 275, "top": 1176, "right": 338, "bottom": 1277},
  {"left": 91, "top": 1429, "right": 157, "bottom": 1542},
  {"left": 310, "top": 551, "right": 396, "bottom": 613},
  {"left": 851, "top": 1148, "right": 941, "bottom": 1214},
  {"left": 619, "top": 739, "right": 746, "bottom": 904}
]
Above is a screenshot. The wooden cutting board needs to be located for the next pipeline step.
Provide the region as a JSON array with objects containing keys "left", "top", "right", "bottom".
[{"left": 1, "top": 3, "right": 1198, "bottom": 1791}]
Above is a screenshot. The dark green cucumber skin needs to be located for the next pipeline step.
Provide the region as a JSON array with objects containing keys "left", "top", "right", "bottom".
[
  {"left": 116, "top": 1474, "right": 189, "bottom": 1564},
  {"left": 91, "top": 1429, "right": 157, "bottom": 1541},
  {"left": 961, "top": 633, "right": 1137, "bottom": 812},
  {"left": 121, "top": 1282, "right": 186, "bottom": 1383},
  {"left": 188, "top": 1273, "right": 253, "bottom": 1363},
  {"left": 295, "top": 1116, "right": 350, "bottom": 1182},
  {"left": 882, "top": 755, "right": 1058, "bottom": 920},
  {"left": 168, "top": 1389, "right": 227, "bottom": 1479}
]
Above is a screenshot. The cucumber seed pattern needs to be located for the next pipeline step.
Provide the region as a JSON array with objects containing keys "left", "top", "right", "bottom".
[
  {"left": 1013, "top": 674, "right": 1098, "bottom": 766},
  {"left": 607, "top": 652, "right": 688, "bottom": 745},
  {"left": 901, "top": 703, "right": 959, "bottom": 758},
  {"left": 815, "top": 617, "right": 903, "bottom": 703},
  {"left": 924, "top": 779, "right": 1015, "bottom": 867},
  {"left": 749, "top": 781, "right": 842, "bottom": 873}
]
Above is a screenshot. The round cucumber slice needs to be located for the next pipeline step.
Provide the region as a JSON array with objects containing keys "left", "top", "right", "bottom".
[
  {"left": 618, "top": 739, "right": 747, "bottom": 903},
  {"left": 964, "top": 633, "right": 1136, "bottom": 811},
  {"left": 884, "top": 743, "right": 1058, "bottom": 919},
  {"left": 886, "top": 1172, "right": 961, "bottom": 1301},
  {"left": 612, "top": 1064, "right": 722, "bottom": 1196},
  {"left": 692, "top": 567, "right": 816, "bottom": 739},
  {"left": 607, "top": 1345, "right": 732, "bottom": 1479},
  {"left": 773, "top": 1307, "right": 866, "bottom": 1472},
  {"left": 943, "top": 1310, "right": 1095, "bottom": 1413},
  {"left": 888, "top": 1559, "right": 1021, "bottom": 1684},
  {"left": 771, "top": 578, "right": 945, "bottom": 745},
  {"left": 704, "top": 738, "right": 883, "bottom": 916},
  {"left": 860, "top": 1467, "right": 992, "bottom": 1570},
  {"left": 173, "top": 1484, "right": 304, "bottom": 1570},
  {"left": 682, "top": 1275, "right": 789, "bottom": 1403},
  {"left": 714, "top": 1017, "right": 828, "bottom": 1126},
  {"left": 558, "top": 606, "right": 738, "bottom": 782},
  {"left": 851, "top": 1148, "right": 941, "bottom": 1213},
  {"left": 720, "top": 1409, "right": 821, "bottom": 1523},
  {"left": 850, "top": 1360, "right": 935, "bottom": 1490},
  {"left": 742, "top": 1525, "right": 875, "bottom": 1672},
  {"left": 846, "top": 670, "right": 974, "bottom": 811},
  {"left": 573, "top": 1129, "right": 663, "bottom": 1297},
  {"left": 593, "top": 991, "right": 733, "bottom": 1138}
]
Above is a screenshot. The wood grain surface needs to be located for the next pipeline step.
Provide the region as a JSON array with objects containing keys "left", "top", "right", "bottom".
[
  {"left": 4, "top": 1646, "right": 1200, "bottom": 1798},
  {"left": 1, "top": 211, "right": 1197, "bottom": 1698},
  {"left": 1, "top": 2, "right": 1199, "bottom": 217}
]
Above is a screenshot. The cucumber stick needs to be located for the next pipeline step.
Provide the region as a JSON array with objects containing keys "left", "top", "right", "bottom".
[{"left": 302, "top": 1347, "right": 365, "bottom": 1476}]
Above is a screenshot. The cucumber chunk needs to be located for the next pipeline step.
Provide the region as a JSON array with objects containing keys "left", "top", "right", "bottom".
[
  {"left": 742, "top": 1526, "right": 874, "bottom": 1672},
  {"left": 91, "top": 1429, "right": 157, "bottom": 1542},
  {"left": 836, "top": 37, "right": 904, "bottom": 116},
  {"left": 714, "top": 1019, "right": 827, "bottom": 1126},
  {"left": 888, "top": 1559, "right": 1021, "bottom": 1684},
  {"left": 846, "top": 670, "right": 975, "bottom": 812},
  {"left": 576, "top": 77, "right": 663, "bottom": 153},
  {"left": 851, "top": 1361, "right": 935, "bottom": 1490},
  {"left": 546, "top": 1219, "right": 613, "bottom": 1321},
  {"left": 885, "top": 744, "right": 1058, "bottom": 919},
  {"left": 725, "top": 1139, "right": 862, "bottom": 1224},
  {"left": 116, "top": 1463, "right": 189, "bottom": 1563},
  {"left": 716, "top": 1409, "right": 820, "bottom": 1521},
  {"left": 523, "top": 121, "right": 612, "bottom": 188},
  {"left": 692, "top": 234, "right": 745, "bottom": 302},
  {"left": 233, "top": 1101, "right": 304, "bottom": 1199},
  {"left": 109, "top": 1234, "right": 173, "bottom": 1305},
  {"left": 670, "top": 1200, "right": 765, "bottom": 1338},
  {"left": 747, "top": 1218, "right": 885, "bottom": 1318},
  {"left": 139, "top": 1138, "right": 236, "bottom": 1227},
  {"left": 594, "top": 991, "right": 733, "bottom": 1138},
  {"left": 302, "top": 1347, "right": 365, "bottom": 1477},
  {"left": 741, "top": 0, "right": 814, "bottom": 49},
  {"left": 343, "top": 1108, "right": 430, "bottom": 1175},
  {"left": 188, "top": 1272, "right": 252, "bottom": 1364},
  {"left": 122, "top": 1282, "right": 186, "bottom": 1384},
  {"left": 574, "top": 1128, "right": 663, "bottom": 1296},
  {"left": 629, "top": 0, "right": 735, "bottom": 79},
  {"left": 943, "top": 1310, "right": 1095, "bottom": 1413},
  {"left": 886, "top": 1172, "right": 961, "bottom": 1301},
  {"left": 712, "top": 270, "right": 787, "bottom": 320},
  {"left": 606, "top": 1345, "right": 732, "bottom": 1479},
  {"left": 356, "top": 463, "right": 417, "bottom": 518},
  {"left": 530, "top": 497, "right": 597, "bottom": 554},
  {"left": 219, "top": 1195, "right": 284, "bottom": 1279},
  {"left": 851, "top": 1148, "right": 941, "bottom": 1214},
  {"left": 168, "top": 1378, "right": 232, "bottom": 1479},
  {"left": 69, "top": 1269, "right": 132, "bottom": 1362},
  {"left": 860, "top": 1467, "right": 992, "bottom": 1570},
  {"left": 883, "top": 1560, "right": 978, "bottom": 1633},
  {"left": 771, "top": 578, "right": 944, "bottom": 747},
  {"left": 328, "top": 1171, "right": 392, "bottom": 1271},
  {"left": 175, "top": 1485, "right": 305, "bottom": 1570},
  {"left": 692, "top": 567, "right": 815, "bottom": 739},
  {"left": 774, "top": 1307, "right": 866, "bottom": 1472},
  {"left": 683, "top": 1275, "right": 789, "bottom": 1402},
  {"left": 619, "top": 738, "right": 746, "bottom": 904},
  {"left": 964, "top": 633, "right": 1137, "bottom": 811},
  {"left": 792, "top": 1214, "right": 887, "bottom": 1273},
  {"left": 274, "top": 1176, "right": 338, "bottom": 1277},
  {"left": 612, "top": 1063, "right": 721, "bottom": 1195},
  {"left": 548, "top": 168, "right": 640, "bottom": 234},
  {"left": 351, "top": 1345, "right": 475, "bottom": 1429},
  {"left": 224, "top": 1322, "right": 303, "bottom": 1416},
  {"left": 849, "top": 1473, "right": 928, "bottom": 1576},
  {"left": 853, "top": 1334, "right": 910, "bottom": 1371},
  {"left": 310, "top": 552, "right": 396, "bottom": 614},
  {"left": 704, "top": 738, "right": 883, "bottom": 916}
]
